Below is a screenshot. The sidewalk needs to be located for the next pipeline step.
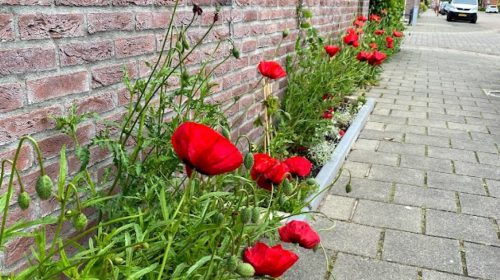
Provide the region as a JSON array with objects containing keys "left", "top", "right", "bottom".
[{"left": 287, "top": 10, "right": 500, "bottom": 280}]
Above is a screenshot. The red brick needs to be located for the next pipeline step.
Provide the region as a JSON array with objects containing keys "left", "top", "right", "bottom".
[
  {"left": 4, "top": 236, "right": 34, "bottom": 267},
  {"left": 0, "top": 0, "right": 51, "bottom": 5},
  {"left": 59, "top": 40, "right": 114, "bottom": 66},
  {"left": 115, "top": 35, "right": 156, "bottom": 58},
  {"left": 55, "top": 0, "right": 108, "bottom": 5},
  {"left": 91, "top": 62, "right": 138, "bottom": 88},
  {"left": 111, "top": 0, "right": 151, "bottom": 5},
  {"left": 0, "top": 14, "right": 14, "bottom": 41},
  {"left": 0, "top": 47, "right": 56, "bottom": 75},
  {"left": 18, "top": 13, "right": 85, "bottom": 40},
  {"left": 75, "top": 92, "right": 116, "bottom": 114},
  {"left": 0, "top": 83, "right": 25, "bottom": 112},
  {"left": 27, "top": 72, "right": 89, "bottom": 103},
  {"left": 87, "top": 12, "right": 134, "bottom": 34},
  {"left": 0, "top": 105, "right": 62, "bottom": 146},
  {"left": 136, "top": 12, "right": 170, "bottom": 30},
  {"left": 0, "top": 145, "right": 33, "bottom": 172},
  {"left": 38, "top": 123, "right": 94, "bottom": 158}
]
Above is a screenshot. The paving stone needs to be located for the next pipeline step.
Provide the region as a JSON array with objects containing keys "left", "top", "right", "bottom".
[
  {"left": 391, "top": 110, "right": 427, "bottom": 119},
  {"left": 410, "top": 105, "right": 445, "bottom": 114},
  {"left": 394, "top": 184, "right": 456, "bottom": 212},
  {"left": 427, "top": 171, "right": 486, "bottom": 195},
  {"left": 445, "top": 108, "right": 482, "bottom": 118},
  {"left": 447, "top": 122, "right": 489, "bottom": 133},
  {"left": 405, "top": 133, "right": 450, "bottom": 148},
  {"left": 427, "top": 127, "right": 471, "bottom": 141},
  {"left": 359, "top": 129, "right": 405, "bottom": 142},
  {"left": 352, "top": 139, "right": 380, "bottom": 151},
  {"left": 369, "top": 165, "right": 425, "bottom": 186},
  {"left": 284, "top": 245, "right": 330, "bottom": 280},
  {"left": 427, "top": 146, "right": 477, "bottom": 163},
  {"left": 331, "top": 177, "right": 392, "bottom": 202},
  {"left": 375, "top": 103, "right": 410, "bottom": 111},
  {"left": 320, "top": 195, "right": 355, "bottom": 221},
  {"left": 426, "top": 209, "right": 499, "bottom": 245},
  {"left": 465, "top": 242, "right": 500, "bottom": 279},
  {"left": 400, "top": 154, "right": 453, "bottom": 173},
  {"left": 422, "top": 270, "right": 476, "bottom": 280},
  {"left": 332, "top": 253, "right": 417, "bottom": 280},
  {"left": 460, "top": 193, "right": 500, "bottom": 219},
  {"left": 383, "top": 230, "right": 462, "bottom": 273},
  {"left": 370, "top": 115, "right": 408, "bottom": 125},
  {"left": 378, "top": 141, "right": 425, "bottom": 156},
  {"left": 353, "top": 200, "right": 421, "bottom": 232},
  {"left": 451, "top": 138, "right": 498, "bottom": 154},
  {"left": 408, "top": 118, "right": 447, "bottom": 128},
  {"left": 314, "top": 219, "right": 381, "bottom": 257},
  {"left": 477, "top": 152, "right": 500, "bottom": 167},
  {"left": 364, "top": 121, "right": 385, "bottom": 131},
  {"left": 342, "top": 161, "right": 370, "bottom": 178},
  {"left": 454, "top": 161, "right": 500, "bottom": 181},
  {"left": 397, "top": 100, "right": 428, "bottom": 107},
  {"left": 486, "top": 179, "right": 500, "bottom": 198},
  {"left": 372, "top": 108, "right": 391, "bottom": 116},
  {"left": 348, "top": 150, "right": 399, "bottom": 166},
  {"left": 384, "top": 124, "right": 426, "bottom": 134}
]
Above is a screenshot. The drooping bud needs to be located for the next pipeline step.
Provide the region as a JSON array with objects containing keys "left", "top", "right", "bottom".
[
  {"left": 241, "top": 207, "right": 252, "bottom": 224},
  {"left": 221, "top": 126, "right": 231, "bottom": 139},
  {"left": 302, "top": 9, "right": 313, "bottom": 19},
  {"left": 282, "top": 28, "right": 290, "bottom": 38},
  {"left": 18, "top": 192, "right": 31, "bottom": 210},
  {"left": 243, "top": 153, "right": 254, "bottom": 170},
  {"left": 193, "top": 4, "right": 203, "bottom": 16},
  {"left": 306, "top": 178, "right": 318, "bottom": 186},
  {"left": 231, "top": 47, "right": 241, "bottom": 59},
  {"left": 35, "top": 175, "right": 53, "bottom": 200},
  {"left": 72, "top": 213, "right": 88, "bottom": 231},
  {"left": 300, "top": 22, "right": 311, "bottom": 29},
  {"left": 113, "top": 256, "right": 125, "bottom": 265},
  {"left": 227, "top": 255, "right": 239, "bottom": 271},
  {"left": 282, "top": 179, "right": 293, "bottom": 195},
  {"left": 236, "top": 263, "right": 255, "bottom": 277},
  {"left": 213, "top": 213, "right": 225, "bottom": 225},
  {"left": 251, "top": 207, "right": 260, "bottom": 223}
]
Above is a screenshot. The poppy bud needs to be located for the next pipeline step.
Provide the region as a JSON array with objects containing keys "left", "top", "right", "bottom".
[
  {"left": 251, "top": 207, "right": 260, "bottom": 223},
  {"left": 306, "top": 178, "right": 317, "bottom": 186},
  {"left": 213, "top": 12, "right": 219, "bottom": 22},
  {"left": 142, "top": 242, "right": 150, "bottom": 250},
  {"left": 113, "top": 256, "right": 125, "bottom": 265},
  {"left": 283, "top": 111, "right": 292, "bottom": 121},
  {"left": 345, "top": 183, "right": 352, "bottom": 193},
  {"left": 65, "top": 210, "right": 73, "bottom": 216},
  {"left": 18, "top": 192, "right": 30, "bottom": 210},
  {"left": 302, "top": 9, "right": 313, "bottom": 19},
  {"left": 241, "top": 207, "right": 252, "bottom": 224},
  {"left": 236, "top": 263, "right": 255, "bottom": 277},
  {"left": 221, "top": 126, "right": 231, "bottom": 139},
  {"left": 192, "top": 4, "right": 203, "bottom": 16},
  {"left": 282, "top": 28, "right": 289, "bottom": 38},
  {"left": 176, "top": 40, "right": 184, "bottom": 53},
  {"left": 72, "top": 213, "right": 88, "bottom": 231},
  {"left": 181, "top": 33, "right": 190, "bottom": 50},
  {"left": 227, "top": 255, "right": 239, "bottom": 271},
  {"left": 243, "top": 153, "right": 254, "bottom": 170},
  {"left": 278, "top": 195, "right": 286, "bottom": 206},
  {"left": 35, "top": 175, "right": 53, "bottom": 200},
  {"left": 300, "top": 22, "right": 311, "bottom": 29},
  {"left": 232, "top": 47, "right": 240, "bottom": 59},
  {"left": 213, "top": 213, "right": 225, "bottom": 225},
  {"left": 282, "top": 179, "right": 293, "bottom": 195}
]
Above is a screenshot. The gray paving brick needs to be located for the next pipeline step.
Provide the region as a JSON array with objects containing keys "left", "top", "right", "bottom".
[
  {"left": 400, "top": 155, "right": 453, "bottom": 173},
  {"left": 448, "top": 122, "right": 489, "bottom": 133},
  {"left": 445, "top": 108, "right": 482, "bottom": 118},
  {"left": 370, "top": 115, "right": 408, "bottom": 125},
  {"left": 454, "top": 161, "right": 500, "bottom": 181},
  {"left": 477, "top": 152, "right": 500, "bottom": 167},
  {"left": 331, "top": 177, "right": 392, "bottom": 202},
  {"left": 410, "top": 105, "right": 445, "bottom": 114},
  {"left": 394, "top": 184, "right": 456, "bottom": 212},
  {"left": 487, "top": 125, "right": 500, "bottom": 135},
  {"left": 397, "top": 99, "right": 428, "bottom": 107},
  {"left": 321, "top": 195, "right": 356, "bottom": 221},
  {"left": 332, "top": 253, "right": 417, "bottom": 280},
  {"left": 428, "top": 112, "right": 466, "bottom": 124},
  {"left": 383, "top": 230, "right": 462, "bottom": 273},
  {"left": 422, "top": 270, "right": 476, "bottom": 280},
  {"left": 426, "top": 209, "right": 499, "bottom": 245},
  {"left": 375, "top": 103, "right": 410, "bottom": 111},
  {"left": 391, "top": 110, "right": 427, "bottom": 119},
  {"left": 460, "top": 193, "right": 500, "bottom": 219},
  {"left": 427, "top": 171, "right": 486, "bottom": 195},
  {"left": 364, "top": 121, "right": 385, "bottom": 131},
  {"left": 427, "top": 127, "right": 471, "bottom": 141},
  {"left": 451, "top": 138, "right": 498, "bottom": 153},
  {"left": 427, "top": 146, "right": 477, "bottom": 163},
  {"left": 486, "top": 179, "right": 500, "bottom": 198},
  {"left": 465, "top": 242, "right": 500, "bottom": 279},
  {"left": 353, "top": 200, "right": 421, "bottom": 232},
  {"left": 284, "top": 245, "right": 330, "bottom": 280},
  {"left": 405, "top": 133, "right": 450, "bottom": 148},
  {"left": 342, "top": 161, "right": 370, "bottom": 178},
  {"left": 352, "top": 139, "right": 380, "bottom": 151},
  {"left": 369, "top": 164, "right": 425, "bottom": 186},
  {"left": 408, "top": 118, "right": 447, "bottom": 128},
  {"left": 348, "top": 150, "right": 399, "bottom": 166},
  {"left": 314, "top": 219, "right": 381, "bottom": 257},
  {"left": 378, "top": 141, "right": 425, "bottom": 156},
  {"left": 384, "top": 124, "right": 426, "bottom": 134},
  {"left": 359, "top": 129, "right": 404, "bottom": 142},
  {"left": 372, "top": 108, "right": 391, "bottom": 116}
]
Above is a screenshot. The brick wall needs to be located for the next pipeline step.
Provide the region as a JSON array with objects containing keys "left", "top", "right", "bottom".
[{"left": 0, "top": 0, "right": 368, "bottom": 271}]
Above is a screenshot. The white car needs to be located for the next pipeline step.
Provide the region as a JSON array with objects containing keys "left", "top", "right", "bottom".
[
  {"left": 485, "top": 5, "right": 499, "bottom": 13},
  {"left": 445, "top": 0, "right": 479, "bottom": 23}
]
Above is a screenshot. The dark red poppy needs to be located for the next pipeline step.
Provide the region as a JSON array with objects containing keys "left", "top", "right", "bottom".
[
  {"left": 386, "top": 36, "right": 394, "bottom": 49},
  {"left": 353, "top": 40, "right": 359, "bottom": 47},
  {"left": 339, "top": 129, "right": 346, "bottom": 137},
  {"left": 369, "top": 14, "right": 382, "bottom": 22},
  {"left": 322, "top": 111, "right": 333, "bottom": 119},
  {"left": 324, "top": 45, "right": 341, "bottom": 57},
  {"left": 279, "top": 220, "right": 321, "bottom": 249},
  {"left": 374, "top": 29, "right": 385, "bottom": 35},
  {"left": 393, "top": 30, "right": 403, "bottom": 37},
  {"left": 343, "top": 28, "right": 358, "bottom": 46},
  {"left": 368, "top": 51, "right": 387, "bottom": 65},
  {"left": 322, "top": 93, "right": 333, "bottom": 100},
  {"left": 171, "top": 122, "right": 243, "bottom": 176},
  {"left": 243, "top": 242, "right": 299, "bottom": 278},
  {"left": 357, "top": 51, "right": 371, "bottom": 62},
  {"left": 369, "top": 42, "right": 378, "bottom": 50},
  {"left": 283, "top": 156, "right": 312, "bottom": 177},
  {"left": 357, "top": 15, "right": 368, "bottom": 22},
  {"left": 258, "top": 61, "right": 286, "bottom": 79},
  {"left": 353, "top": 19, "right": 365, "bottom": 28},
  {"left": 251, "top": 153, "right": 289, "bottom": 190}
]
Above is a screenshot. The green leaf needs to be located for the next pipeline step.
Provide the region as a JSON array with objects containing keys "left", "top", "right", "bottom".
[
  {"left": 58, "top": 146, "right": 67, "bottom": 199},
  {"left": 186, "top": 255, "right": 222, "bottom": 277},
  {"left": 127, "top": 263, "right": 159, "bottom": 280},
  {"left": 76, "top": 146, "right": 90, "bottom": 172}
]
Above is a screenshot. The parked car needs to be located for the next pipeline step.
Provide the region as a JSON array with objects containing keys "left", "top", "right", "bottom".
[
  {"left": 439, "top": 1, "right": 448, "bottom": 14},
  {"left": 444, "top": 0, "right": 479, "bottom": 23},
  {"left": 485, "top": 5, "right": 499, "bottom": 13}
]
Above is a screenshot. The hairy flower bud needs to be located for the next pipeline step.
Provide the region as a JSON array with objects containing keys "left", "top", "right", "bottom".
[
  {"left": 282, "top": 28, "right": 290, "bottom": 38},
  {"left": 241, "top": 207, "right": 252, "bottom": 224},
  {"left": 18, "top": 192, "right": 31, "bottom": 210},
  {"left": 306, "top": 178, "right": 317, "bottom": 186},
  {"left": 35, "top": 175, "right": 53, "bottom": 200},
  {"left": 231, "top": 47, "right": 241, "bottom": 59},
  {"left": 72, "top": 213, "right": 88, "bottom": 231},
  {"left": 243, "top": 153, "right": 254, "bottom": 170},
  {"left": 251, "top": 207, "right": 260, "bottom": 223},
  {"left": 236, "top": 263, "right": 255, "bottom": 277},
  {"left": 282, "top": 179, "right": 293, "bottom": 195}
]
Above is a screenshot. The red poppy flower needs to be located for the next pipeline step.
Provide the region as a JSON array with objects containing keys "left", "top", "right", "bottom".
[
  {"left": 324, "top": 45, "right": 341, "bottom": 57},
  {"left": 251, "top": 153, "right": 289, "bottom": 190},
  {"left": 357, "top": 15, "right": 368, "bottom": 22},
  {"left": 258, "top": 61, "right": 286, "bottom": 79},
  {"left": 369, "top": 42, "right": 378, "bottom": 50},
  {"left": 343, "top": 28, "right": 358, "bottom": 46},
  {"left": 171, "top": 122, "right": 243, "bottom": 176},
  {"left": 368, "top": 51, "right": 387, "bottom": 65},
  {"left": 279, "top": 220, "right": 321, "bottom": 249},
  {"left": 353, "top": 40, "right": 359, "bottom": 47},
  {"left": 243, "top": 242, "right": 299, "bottom": 278},
  {"left": 322, "top": 93, "right": 333, "bottom": 100},
  {"left": 322, "top": 111, "right": 333, "bottom": 119},
  {"left": 339, "top": 129, "right": 346, "bottom": 137},
  {"left": 357, "top": 51, "right": 371, "bottom": 62},
  {"left": 283, "top": 156, "right": 312, "bottom": 177},
  {"left": 369, "top": 14, "right": 382, "bottom": 22},
  {"left": 393, "top": 30, "right": 403, "bottom": 37},
  {"left": 386, "top": 36, "right": 394, "bottom": 49},
  {"left": 353, "top": 19, "right": 365, "bottom": 28},
  {"left": 374, "top": 29, "right": 384, "bottom": 35}
]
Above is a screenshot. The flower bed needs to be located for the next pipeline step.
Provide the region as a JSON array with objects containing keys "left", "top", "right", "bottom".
[{"left": 0, "top": 3, "right": 404, "bottom": 279}]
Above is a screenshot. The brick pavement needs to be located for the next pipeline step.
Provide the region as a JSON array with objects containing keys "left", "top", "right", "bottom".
[{"left": 286, "top": 10, "right": 500, "bottom": 280}]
